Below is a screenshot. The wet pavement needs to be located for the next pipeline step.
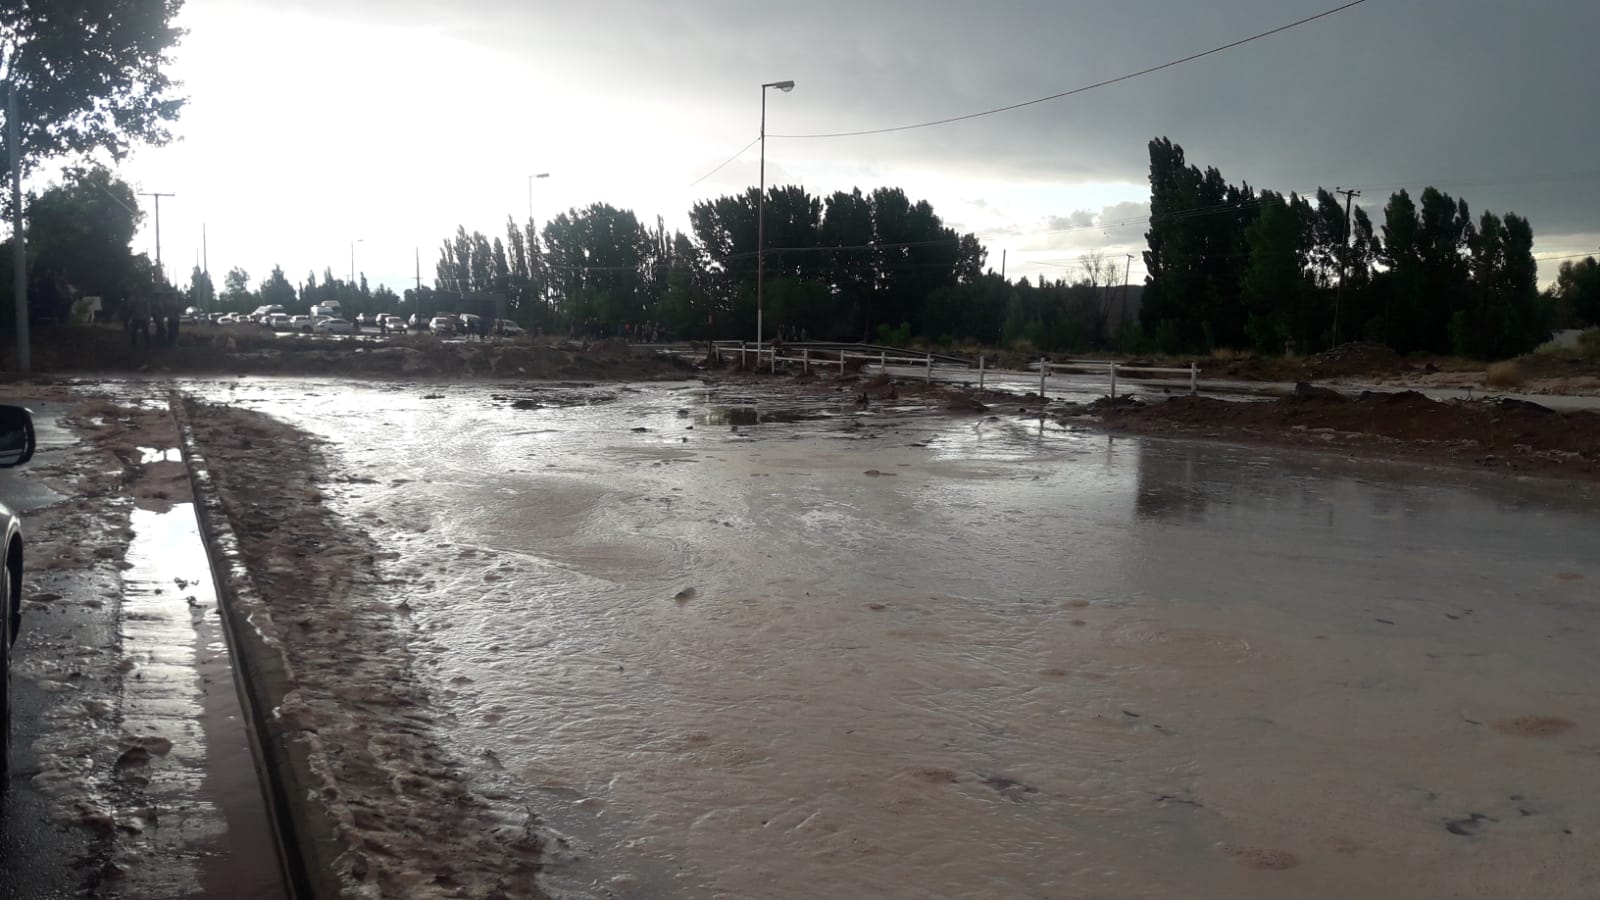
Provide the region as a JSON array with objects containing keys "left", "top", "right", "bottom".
[
  {"left": 0, "top": 393, "right": 285, "bottom": 900},
  {"left": 179, "top": 376, "right": 1600, "bottom": 899}
]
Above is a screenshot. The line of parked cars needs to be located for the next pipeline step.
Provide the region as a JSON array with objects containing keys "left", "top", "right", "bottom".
[{"left": 174, "top": 303, "right": 526, "bottom": 338}]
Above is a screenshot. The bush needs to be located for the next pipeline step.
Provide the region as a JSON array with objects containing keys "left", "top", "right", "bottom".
[
  {"left": 1485, "top": 360, "right": 1523, "bottom": 388},
  {"left": 1581, "top": 327, "right": 1600, "bottom": 360}
]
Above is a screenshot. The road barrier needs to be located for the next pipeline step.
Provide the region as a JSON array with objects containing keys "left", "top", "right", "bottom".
[{"left": 708, "top": 342, "right": 1200, "bottom": 398}]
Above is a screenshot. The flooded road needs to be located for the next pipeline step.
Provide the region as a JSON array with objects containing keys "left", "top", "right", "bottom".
[{"left": 193, "top": 378, "right": 1598, "bottom": 899}]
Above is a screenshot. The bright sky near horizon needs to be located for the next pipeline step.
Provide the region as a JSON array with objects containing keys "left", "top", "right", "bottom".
[{"left": 103, "top": 0, "right": 1600, "bottom": 295}]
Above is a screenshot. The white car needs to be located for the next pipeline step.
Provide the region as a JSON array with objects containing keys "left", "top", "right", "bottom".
[
  {"left": 265, "top": 313, "right": 293, "bottom": 330},
  {"left": 495, "top": 319, "right": 525, "bottom": 337},
  {"left": 290, "top": 315, "right": 313, "bottom": 332},
  {"left": 380, "top": 315, "right": 407, "bottom": 333},
  {"left": 313, "top": 317, "right": 353, "bottom": 335},
  {"left": 428, "top": 316, "right": 456, "bottom": 335}
]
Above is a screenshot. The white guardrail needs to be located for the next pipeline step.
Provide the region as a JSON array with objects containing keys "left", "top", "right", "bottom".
[{"left": 709, "top": 342, "right": 1199, "bottom": 398}]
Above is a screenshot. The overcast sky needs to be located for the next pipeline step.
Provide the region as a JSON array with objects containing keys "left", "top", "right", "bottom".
[{"left": 112, "top": 0, "right": 1599, "bottom": 294}]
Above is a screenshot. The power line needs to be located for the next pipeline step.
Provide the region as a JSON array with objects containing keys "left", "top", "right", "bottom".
[
  {"left": 769, "top": 0, "right": 1373, "bottom": 140},
  {"left": 687, "top": 137, "right": 760, "bottom": 188}
]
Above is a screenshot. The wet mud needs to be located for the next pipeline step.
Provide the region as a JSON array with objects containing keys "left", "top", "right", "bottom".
[{"left": 163, "top": 377, "right": 1600, "bottom": 900}]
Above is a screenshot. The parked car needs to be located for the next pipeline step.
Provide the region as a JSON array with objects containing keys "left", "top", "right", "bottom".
[
  {"left": 379, "top": 315, "right": 407, "bottom": 333},
  {"left": 309, "top": 302, "right": 342, "bottom": 319},
  {"left": 0, "top": 404, "right": 38, "bottom": 775},
  {"left": 249, "top": 304, "right": 286, "bottom": 323},
  {"left": 313, "top": 317, "right": 353, "bottom": 335},
  {"left": 428, "top": 316, "right": 456, "bottom": 335},
  {"left": 290, "top": 315, "right": 313, "bottom": 333},
  {"left": 265, "top": 313, "right": 293, "bottom": 331},
  {"left": 494, "top": 319, "right": 526, "bottom": 337}
]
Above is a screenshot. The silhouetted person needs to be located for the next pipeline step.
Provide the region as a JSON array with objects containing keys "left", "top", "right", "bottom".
[{"left": 154, "top": 313, "right": 168, "bottom": 345}]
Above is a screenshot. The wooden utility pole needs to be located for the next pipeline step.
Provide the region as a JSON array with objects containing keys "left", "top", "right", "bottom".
[
  {"left": 1119, "top": 253, "right": 1134, "bottom": 340},
  {"left": 1333, "top": 187, "right": 1360, "bottom": 347}
]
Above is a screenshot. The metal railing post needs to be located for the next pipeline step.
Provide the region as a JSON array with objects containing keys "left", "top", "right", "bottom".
[
  {"left": 802, "top": 348, "right": 809, "bottom": 374},
  {"left": 1190, "top": 361, "right": 1198, "bottom": 395},
  {"left": 978, "top": 355, "right": 986, "bottom": 391},
  {"left": 1039, "top": 357, "right": 1047, "bottom": 399},
  {"left": 1110, "top": 361, "right": 1118, "bottom": 400},
  {"left": 926, "top": 352, "right": 933, "bottom": 384},
  {"left": 840, "top": 351, "right": 846, "bottom": 376}
]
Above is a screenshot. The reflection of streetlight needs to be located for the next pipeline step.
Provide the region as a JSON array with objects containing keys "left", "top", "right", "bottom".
[
  {"left": 350, "top": 238, "right": 364, "bottom": 287},
  {"left": 757, "top": 80, "right": 794, "bottom": 355},
  {"left": 528, "top": 173, "right": 550, "bottom": 223}
]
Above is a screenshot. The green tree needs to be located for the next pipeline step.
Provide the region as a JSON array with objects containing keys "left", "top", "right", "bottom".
[
  {"left": 222, "top": 267, "right": 251, "bottom": 307},
  {"left": 22, "top": 166, "right": 145, "bottom": 319},
  {"left": 1240, "top": 192, "right": 1311, "bottom": 353},
  {"left": 186, "top": 266, "right": 214, "bottom": 310},
  {"left": 1551, "top": 257, "right": 1599, "bottom": 328},
  {"left": 258, "top": 265, "right": 295, "bottom": 310},
  {"left": 1141, "top": 137, "right": 1258, "bottom": 352},
  {"left": 0, "top": 0, "right": 186, "bottom": 177}
]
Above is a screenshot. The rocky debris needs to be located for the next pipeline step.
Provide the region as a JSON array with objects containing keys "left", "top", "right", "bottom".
[
  {"left": 1300, "top": 342, "right": 1408, "bottom": 379},
  {"left": 1293, "top": 382, "right": 1346, "bottom": 402}
]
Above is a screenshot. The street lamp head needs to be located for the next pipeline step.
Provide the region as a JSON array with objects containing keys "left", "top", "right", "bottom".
[
  {"left": 534, "top": 172, "right": 550, "bottom": 179},
  {"left": 765, "top": 80, "right": 796, "bottom": 92}
]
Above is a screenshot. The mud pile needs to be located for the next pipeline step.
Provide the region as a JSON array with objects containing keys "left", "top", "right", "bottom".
[
  {"left": 1298, "top": 342, "right": 1409, "bottom": 379},
  {"left": 1091, "top": 389, "right": 1600, "bottom": 479}
]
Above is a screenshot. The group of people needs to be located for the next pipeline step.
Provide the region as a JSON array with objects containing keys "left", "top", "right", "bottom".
[
  {"left": 568, "top": 320, "right": 669, "bottom": 343},
  {"left": 123, "top": 302, "right": 183, "bottom": 348}
]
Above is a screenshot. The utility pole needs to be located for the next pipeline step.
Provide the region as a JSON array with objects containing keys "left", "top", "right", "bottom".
[
  {"left": 1333, "top": 187, "right": 1360, "bottom": 348},
  {"left": 202, "top": 223, "right": 209, "bottom": 312},
  {"left": 140, "top": 191, "right": 175, "bottom": 284},
  {"left": 415, "top": 246, "right": 421, "bottom": 317},
  {"left": 527, "top": 172, "right": 549, "bottom": 224},
  {"left": 9, "top": 82, "right": 29, "bottom": 374},
  {"left": 1000, "top": 249, "right": 1007, "bottom": 281},
  {"left": 1119, "top": 253, "right": 1134, "bottom": 341}
]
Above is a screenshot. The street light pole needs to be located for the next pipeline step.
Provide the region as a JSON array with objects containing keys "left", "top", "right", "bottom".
[
  {"left": 350, "top": 238, "right": 364, "bottom": 287},
  {"left": 757, "top": 79, "right": 794, "bottom": 358},
  {"left": 528, "top": 172, "right": 549, "bottom": 224}
]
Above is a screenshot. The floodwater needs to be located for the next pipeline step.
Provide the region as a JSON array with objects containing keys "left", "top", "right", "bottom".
[{"left": 195, "top": 378, "right": 1598, "bottom": 899}]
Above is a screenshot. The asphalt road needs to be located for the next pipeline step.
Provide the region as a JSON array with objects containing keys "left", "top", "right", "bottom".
[{"left": 1, "top": 400, "right": 104, "bottom": 899}]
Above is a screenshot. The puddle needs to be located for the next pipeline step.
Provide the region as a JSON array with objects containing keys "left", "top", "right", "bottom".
[
  {"left": 137, "top": 447, "right": 183, "bottom": 465},
  {"left": 117, "top": 505, "right": 284, "bottom": 899}
]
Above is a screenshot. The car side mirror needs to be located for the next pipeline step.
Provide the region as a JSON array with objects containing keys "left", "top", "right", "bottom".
[{"left": 0, "top": 405, "right": 36, "bottom": 468}]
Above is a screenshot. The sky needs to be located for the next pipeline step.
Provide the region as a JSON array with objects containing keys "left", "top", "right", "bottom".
[{"left": 104, "top": 0, "right": 1600, "bottom": 295}]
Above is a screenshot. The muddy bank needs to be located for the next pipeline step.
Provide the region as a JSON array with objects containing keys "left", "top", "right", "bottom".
[
  {"left": 1086, "top": 388, "right": 1600, "bottom": 480},
  {"left": 178, "top": 399, "right": 547, "bottom": 899},
  {"left": 7, "top": 325, "right": 695, "bottom": 382}
]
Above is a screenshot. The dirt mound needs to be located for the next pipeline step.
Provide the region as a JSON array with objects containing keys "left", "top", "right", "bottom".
[
  {"left": 1097, "top": 389, "right": 1600, "bottom": 480},
  {"left": 1301, "top": 342, "right": 1407, "bottom": 379},
  {"left": 6, "top": 325, "right": 695, "bottom": 382}
]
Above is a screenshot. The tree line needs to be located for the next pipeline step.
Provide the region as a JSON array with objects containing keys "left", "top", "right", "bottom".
[
  {"left": 8, "top": 150, "right": 1595, "bottom": 360},
  {"left": 1140, "top": 137, "right": 1556, "bottom": 358},
  {"left": 430, "top": 185, "right": 988, "bottom": 342}
]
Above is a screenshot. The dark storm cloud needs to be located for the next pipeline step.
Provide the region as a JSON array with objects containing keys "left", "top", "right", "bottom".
[{"left": 232, "top": 0, "right": 1600, "bottom": 240}]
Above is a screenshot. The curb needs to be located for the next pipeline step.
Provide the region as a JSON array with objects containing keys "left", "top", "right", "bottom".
[{"left": 171, "top": 395, "right": 347, "bottom": 900}]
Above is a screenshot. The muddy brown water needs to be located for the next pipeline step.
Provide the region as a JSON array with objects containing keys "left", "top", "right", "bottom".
[{"left": 185, "top": 377, "right": 1600, "bottom": 899}]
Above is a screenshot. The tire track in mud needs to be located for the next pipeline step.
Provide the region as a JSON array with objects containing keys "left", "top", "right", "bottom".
[{"left": 178, "top": 398, "right": 548, "bottom": 900}]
